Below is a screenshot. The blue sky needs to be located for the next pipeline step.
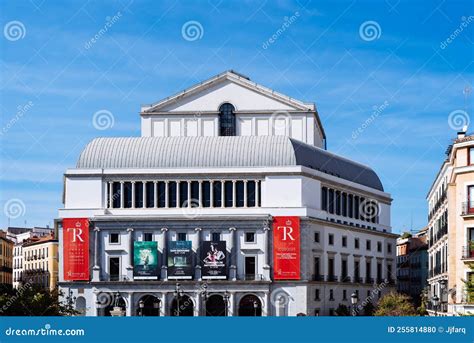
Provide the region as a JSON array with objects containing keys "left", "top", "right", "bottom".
[{"left": 0, "top": 0, "right": 472, "bottom": 233}]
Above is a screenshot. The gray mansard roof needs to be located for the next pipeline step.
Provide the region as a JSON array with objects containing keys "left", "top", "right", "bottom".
[{"left": 76, "top": 136, "right": 384, "bottom": 191}]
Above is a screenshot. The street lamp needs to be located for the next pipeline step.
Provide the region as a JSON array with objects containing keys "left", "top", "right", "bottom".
[
  {"left": 253, "top": 300, "right": 258, "bottom": 316},
  {"left": 139, "top": 300, "right": 145, "bottom": 317},
  {"left": 224, "top": 291, "right": 230, "bottom": 317},
  {"left": 432, "top": 295, "right": 439, "bottom": 317},
  {"left": 351, "top": 292, "right": 358, "bottom": 316}
]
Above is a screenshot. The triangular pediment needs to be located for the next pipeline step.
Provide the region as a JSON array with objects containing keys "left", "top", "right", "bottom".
[{"left": 142, "top": 71, "right": 314, "bottom": 113}]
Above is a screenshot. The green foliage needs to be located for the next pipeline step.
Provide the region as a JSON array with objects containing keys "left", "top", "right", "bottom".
[
  {"left": 335, "top": 303, "right": 351, "bottom": 316},
  {"left": 400, "top": 232, "right": 412, "bottom": 239},
  {"left": 362, "top": 301, "right": 375, "bottom": 316},
  {"left": 374, "top": 292, "right": 418, "bottom": 316},
  {"left": 0, "top": 283, "right": 78, "bottom": 316},
  {"left": 417, "top": 287, "right": 428, "bottom": 316}
]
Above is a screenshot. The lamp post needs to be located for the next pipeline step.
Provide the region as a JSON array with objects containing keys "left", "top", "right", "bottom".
[
  {"left": 351, "top": 292, "right": 358, "bottom": 316},
  {"left": 224, "top": 291, "right": 230, "bottom": 317},
  {"left": 432, "top": 295, "right": 439, "bottom": 317},
  {"left": 253, "top": 300, "right": 258, "bottom": 316},
  {"left": 139, "top": 300, "right": 144, "bottom": 317},
  {"left": 174, "top": 283, "right": 183, "bottom": 316},
  {"left": 202, "top": 284, "right": 208, "bottom": 316}
]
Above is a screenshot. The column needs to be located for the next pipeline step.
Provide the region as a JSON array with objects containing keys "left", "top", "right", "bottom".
[
  {"left": 221, "top": 180, "right": 225, "bottom": 208},
  {"left": 160, "top": 292, "right": 166, "bottom": 316},
  {"left": 243, "top": 180, "right": 248, "bottom": 207},
  {"left": 255, "top": 180, "right": 260, "bottom": 207},
  {"left": 210, "top": 181, "right": 214, "bottom": 208},
  {"left": 108, "top": 182, "right": 113, "bottom": 208},
  {"left": 229, "top": 227, "right": 237, "bottom": 281},
  {"left": 176, "top": 181, "right": 181, "bottom": 207},
  {"left": 198, "top": 180, "right": 203, "bottom": 206},
  {"left": 154, "top": 181, "right": 158, "bottom": 208},
  {"left": 187, "top": 181, "right": 191, "bottom": 207},
  {"left": 194, "top": 227, "right": 202, "bottom": 281},
  {"left": 264, "top": 292, "right": 269, "bottom": 316},
  {"left": 161, "top": 228, "right": 168, "bottom": 280},
  {"left": 195, "top": 292, "right": 201, "bottom": 317},
  {"left": 92, "top": 227, "right": 101, "bottom": 281},
  {"left": 120, "top": 182, "right": 124, "bottom": 208},
  {"left": 228, "top": 291, "right": 236, "bottom": 316},
  {"left": 126, "top": 292, "right": 133, "bottom": 317},
  {"left": 131, "top": 181, "right": 136, "bottom": 208},
  {"left": 143, "top": 182, "right": 147, "bottom": 207},
  {"left": 165, "top": 181, "right": 169, "bottom": 208},
  {"left": 232, "top": 180, "right": 236, "bottom": 208},
  {"left": 263, "top": 226, "right": 271, "bottom": 280},
  {"left": 126, "top": 228, "right": 134, "bottom": 280}
]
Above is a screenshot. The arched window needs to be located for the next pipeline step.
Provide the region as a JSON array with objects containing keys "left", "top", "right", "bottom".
[{"left": 219, "top": 103, "right": 236, "bottom": 136}]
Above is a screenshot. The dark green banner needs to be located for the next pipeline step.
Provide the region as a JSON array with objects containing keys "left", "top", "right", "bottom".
[{"left": 133, "top": 241, "right": 158, "bottom": 280}]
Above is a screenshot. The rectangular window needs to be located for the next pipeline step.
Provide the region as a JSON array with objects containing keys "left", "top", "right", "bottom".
[
  {"left": 124, "top": 182, "right": 132, "bottom": 208},
  {"left": 377, "top": 262, "right": 382, "bottom": 281},
  {"left": 366, "top": 261, "right": 372, "bottom": 279},
  {"left": 177, "top": 233, "right": 187, "bottom": 241},
  {"left": 469, "top": 147, "right": 474, "bottom": 165},
  {"left": 168, "top": 181, "right": 177, "bottom": 208},
  {"left": 109, "top": 257, "right": 120, "bottom": 281},
  {"left": 354, "top": 196, "right": 360, "bottom": 219},
  {"left": 335, "top": 191, "right": 341, "bottom": 215},
  {"left": 109, "top": 233, "right": 120, "bottom": 244},
  {"left": 224, "top": 181, "right": 233, "bottom": 207},
  {"left": 342, "top": 193, "right": 347, "bottom": 217},
  {"left": 342, "top": 236, "right": 347, "bottom": 247},
  {"left": 134, "top": 182, "right": 143, "bottom": 208},
  {"left": 315, "top": 289, "right": 320, "bottom": 301},
  {"left": 348, "top": 194, "right": 354, "bottom": 218},
  {"left": 328, "top": 234, "right": 334, "bottom": 245},
  {"left": 343, "top": 290, "right": 347, "bottom": 300},
  {"left": 245, "top": 232, "right": 255, "bottom": 243},
  {"left": 387, "top": 243, "right": 392, "bottom": 254},
  {"left": 366, "top": 240, "right": 371, "bottom": 251},
  {"left": 145, "top": 182, "right": 155, "bottom": 208},
  {"left": 341, "top": 259, "right": 348, "bottom": 279},
  {"left": 112, "top": 182, "right": 121, "bottom": 208},
  {"left": 377, "top": 241, "right": 382, "bottom": 252},
  {"left": 328, "top": 189, "right": 334, "bottom": 214},
  {"left": 179, "top": 181, "right": 188, "bottom": 207},
  {"left": 328, "top": 257, "right": 334, "bottom": 278},
  {"left": 321, "top": 187, "right": 328, "bottom": 211},
  {"left": 191, "top": 181, "right": 199, "bottom": 205},
  {"left": 202, "top": 181, "right": 211, "bottom": 207},
  {"left": 157, "top": 182, "right": 166, "bottom": 208},
  {"left": 314, "top": 231, "right": 320, "bottom": 243},
  {"left": 355, "top": 238, "right": 359, "bottom": 249},
  {"left": 244, "top": 256, "right": 256, "bottom": 278},
  {"left": 212, "top": 232, "right": 220, "bottom": 242},
  {"left": 354, "top": 261, "right": 360, "bottom": 280},
  {"left": 236, "top": 181, "right": 245, "bottom": 207},
  {"left": 314, "top": 257, "right": 320, "bottom": 279},
  {"left": 329, "top": 289, "right": 334, "bottom": 301},
  {"left": 246, "top": 181, "right": 256, "bottom": 207},
  {"left": 144, "top": 233, "right": 153, "bottom": 242},
  {"left": 213, "top": 181, "right": 222, "bottom": 207},
  {"left": 469, "top": 186, "right": 474, "bottom": 213}
]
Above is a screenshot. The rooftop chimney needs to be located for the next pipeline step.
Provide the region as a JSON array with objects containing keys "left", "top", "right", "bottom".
[{"left": 457, "top": 125, "right": 468, "bottom": 139}]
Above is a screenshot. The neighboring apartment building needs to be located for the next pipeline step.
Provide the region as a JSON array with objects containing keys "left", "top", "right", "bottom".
[
  {"left": 7, "top": 226, "right": 53, "bottom": 289},
  {"left": 22, "top": 234, "right": 59, "bottom": 291},
  {"left": 427, "top": 128, "right": 474, "bottom": 315},
  {"left": 0, "top": 232, "right": 13, "bottom": 286},
  {"left": 396, "top": 229, "right": 428, "bottom": 306},
  {"left": 58, "top": 70, "right": 397, "bottom": 316}
]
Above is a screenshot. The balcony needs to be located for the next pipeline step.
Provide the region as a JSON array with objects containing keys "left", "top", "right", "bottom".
[
  {"left": 106, "top": 274, "right": 130, "bottom": 282},
  {"left": 365, "top": 277, "right": 374, "bottom": 284},
  {"left": 326, "top": 275, "right": 338, "bottom": 282},
  {"left": 462, "top": 244, "right": 474, "bottom": 260},
  {"left": 353, "top": 276, "right": 362, "bottom": 283},
  {"left": 311, "top": 274, "right": 324, "bottom": 281},
  {"left": 462, "top": 202, "right": 474, "bottom": 216},
  {"left": 241, "top": 274, "right": 265, "bottom": 281}
]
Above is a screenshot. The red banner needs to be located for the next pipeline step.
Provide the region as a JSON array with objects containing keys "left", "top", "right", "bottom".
[
  {"left": 273, "top": 216, "right": 300, "bottom": 280},
  {"left": 63, "top": 218, "right": 90, "bottom": 281}
]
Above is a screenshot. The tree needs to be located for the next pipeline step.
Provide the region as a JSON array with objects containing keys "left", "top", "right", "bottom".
[
  {"left": 374, "top": 292, "right": 417, "bottom": 316},
  {"left": 335, "top": 303, "right": 351, "bottom": 316},
  {"left": 362, "top": 301, "right": 375, "bottom": 316},
  {"left": 400, "top": 232, "right": 412, "bottom": 239},
  {"left": 417, "top": 287, "right": 428, "bottom": 316},
  {"left": 0, "top": 284, "right": 78, "bottom": 316}
]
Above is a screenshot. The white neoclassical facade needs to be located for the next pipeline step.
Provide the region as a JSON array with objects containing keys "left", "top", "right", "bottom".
[{"left": 58, "top": 70, "right": 397, "bottom": 316}]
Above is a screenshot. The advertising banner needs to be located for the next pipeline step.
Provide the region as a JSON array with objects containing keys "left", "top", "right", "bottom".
[
  {"left": 168, "top": 241, "right": 193, "bottom": 279},
  {"left": 63, "top": 218, "right": 90, "bottom": 281},
  {"left": 273, "top": 216, "right": 300, "bottom": 280},
  {"left": 133, "top": 241, "right": 159, "bottom": 280},
  {"left": 201, "top": 241, "right": 226, "bottom": 279}
]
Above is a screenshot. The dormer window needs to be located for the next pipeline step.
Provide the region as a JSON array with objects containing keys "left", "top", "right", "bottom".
[{"left": 219, "top": 103, "right": 235, "bottom": 136}]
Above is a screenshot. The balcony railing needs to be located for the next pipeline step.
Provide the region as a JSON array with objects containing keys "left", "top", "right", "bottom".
[
  {"left": 462, "top": 244, "right": 474, "bottom": 259},
  {"left": 340, "top": 275, "right": 352, "bottom": 283},
  {"left": 462, "top": 202, "right": 474, "bottom": 216},
  {"left": 326, "top": 275, "right": 338, "bottom": 282},
  {"left": 312, "top": 274, "right": 324, "bottom": 281},
  {"left": 241, "top": 274, "right": 265, "bottom": 281},
  {"left": 353, "top": 276, "right": 362, "bottom": 283},
  {"left": 365, "top": 277, "right": 374, "bottom": 284}
]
